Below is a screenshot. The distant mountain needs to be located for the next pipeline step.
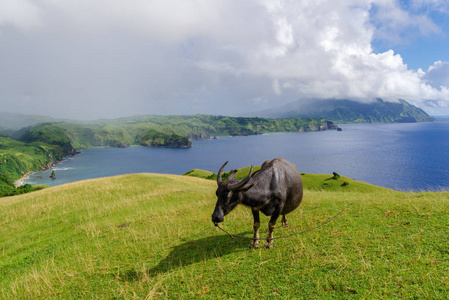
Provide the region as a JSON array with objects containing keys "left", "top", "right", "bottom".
[
  {"left": 251, "top": 99, "right": 434, "bottom": 123},
  {"left": 0, "top": 111, "right": 65, "bottom": 131}
]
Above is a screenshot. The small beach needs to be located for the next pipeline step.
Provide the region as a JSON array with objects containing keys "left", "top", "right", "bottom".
[{"left": 14, "top": 174, "right": 31, "bottom": 187}]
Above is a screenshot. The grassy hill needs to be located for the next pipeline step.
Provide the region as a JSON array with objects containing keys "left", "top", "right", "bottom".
[{"left": 0, "top": 173, "right": 447, "bottom": 298}]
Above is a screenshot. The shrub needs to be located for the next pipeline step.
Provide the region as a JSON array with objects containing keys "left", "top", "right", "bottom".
[{"left": 332, "top": 172, "right": 341, "bottom": 180}]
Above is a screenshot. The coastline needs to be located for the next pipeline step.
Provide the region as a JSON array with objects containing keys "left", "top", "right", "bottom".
[
  {"left": 14, "top": 155, "right": 75, "bottom": 187},
  {"left": 17, "top": 150, "right": 85, "bottom": 187},
  {"left": 14, "top": 173, "right": 31, "bottom": 187}
]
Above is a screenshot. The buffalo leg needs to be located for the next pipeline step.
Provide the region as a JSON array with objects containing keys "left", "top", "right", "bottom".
[
  {"left": 265, "top": 212, "right": 280, "bottom": 248},
  {"left": 251, "top": 207, "right": 260, "bottom": 249},
  {"left": 281, "top": 214, "right": 289, "bottom": 227}
]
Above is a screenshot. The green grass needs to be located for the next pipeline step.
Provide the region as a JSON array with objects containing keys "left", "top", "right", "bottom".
[
  {"left": 0, "top": 173, "right": 448, "bottom": 298},
  {"left": 182, "top": 169, "right": 216, "bottom": 179},
  {"left": 300, "top": 172, "right": 392, "bottom": 193}
]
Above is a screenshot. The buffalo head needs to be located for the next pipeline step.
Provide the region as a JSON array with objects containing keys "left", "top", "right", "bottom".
[{"left": 212, "top": 161, "right": 256, "bottom": 225}]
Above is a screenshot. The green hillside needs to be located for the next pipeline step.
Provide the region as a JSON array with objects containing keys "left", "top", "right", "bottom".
[
  {"left": 14, "top": 115, "right": 336, "bottom": 150},
  {"left": 89, "top": 114, "right": 338, "bottom": 138},
  {"left": 0, "top": 136, "right": 63, "bottom": 196},
  {"left": 19, "top": 123, "right": 76, "bottom": 155},
  {"left": 0, "top": 173, "right": 447, "bottom": 298}
]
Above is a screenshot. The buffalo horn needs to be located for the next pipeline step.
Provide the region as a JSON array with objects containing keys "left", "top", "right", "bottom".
[
  {"left": 228, "top": 166, "right": 253, "bottom": 191},
  {"left": 217, "top": 161, "right": 228, "bottom": 185}
]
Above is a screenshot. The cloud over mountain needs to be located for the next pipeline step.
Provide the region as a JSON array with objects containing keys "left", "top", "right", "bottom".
[{"left": 1, "top": 0, "right": 449, "bottom": 119}]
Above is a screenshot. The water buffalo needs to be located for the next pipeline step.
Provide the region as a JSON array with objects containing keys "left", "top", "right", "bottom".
[{"left": 212, "top": 158, "right": 303, "bottom": 248}]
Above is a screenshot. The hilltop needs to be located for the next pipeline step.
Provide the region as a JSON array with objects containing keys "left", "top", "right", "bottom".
[
  {"left": 252, "top": 98, "right": 434, "bottom": 123},
  {"left": 0, "top": 173, "right": 447, "bottom": 298}
]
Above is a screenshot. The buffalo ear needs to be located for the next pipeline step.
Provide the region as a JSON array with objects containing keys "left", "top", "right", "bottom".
[
  {"left": 227, "top": 169, "right": 237, "bottom": 181},
  {"left": 228, "top": 166, "right": 253, "bottom": 191}
]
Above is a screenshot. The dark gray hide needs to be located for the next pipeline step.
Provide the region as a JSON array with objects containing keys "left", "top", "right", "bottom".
[{"left": 212, "top": 158, "right": 303, "bottom": 248}]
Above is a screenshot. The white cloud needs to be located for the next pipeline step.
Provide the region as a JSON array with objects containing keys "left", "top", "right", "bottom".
[
  {"left": 0, "top": 0, "right": 43, "bottom": 32},
  {"left": 214, "top": 1, "right": 449, "bottom": 105},
  {"left": 1, "top": 0, "right": 449, "bottom": 119},
  {"left": 424, "top": 61, "right": 449, "bottom": 89}
]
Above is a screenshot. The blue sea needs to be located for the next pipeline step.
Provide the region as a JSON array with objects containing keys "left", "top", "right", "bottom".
[{"left": 24, "top": 117, "right": 449, "bottom": 191}]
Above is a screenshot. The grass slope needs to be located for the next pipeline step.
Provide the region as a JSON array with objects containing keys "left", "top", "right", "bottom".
[{"left": 0, "top": 173, "right": 448, "bottom": 298}]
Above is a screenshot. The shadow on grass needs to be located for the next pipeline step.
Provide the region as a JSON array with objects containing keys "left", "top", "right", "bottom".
[{"left": 119, "top": 231, "right": 252, "bottom": 281}]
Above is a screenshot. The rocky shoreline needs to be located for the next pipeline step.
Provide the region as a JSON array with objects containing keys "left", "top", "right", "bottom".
[{"left": 14, "top": 150, "right": 81, "bottom": 187}]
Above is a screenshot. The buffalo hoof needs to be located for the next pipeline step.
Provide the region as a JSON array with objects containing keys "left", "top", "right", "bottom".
[
  {"left": 250, "top": 241, "right": 260, "bottom": 249},
  {"left": 264, "top": 242, "right": 274, "bottom": 249}
]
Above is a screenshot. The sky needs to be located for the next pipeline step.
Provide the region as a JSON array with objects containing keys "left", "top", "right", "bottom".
[{"left": 1, "top": 0, "right": 449, "bottom": 120}]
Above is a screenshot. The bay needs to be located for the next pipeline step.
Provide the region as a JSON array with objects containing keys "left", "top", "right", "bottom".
[{"left": 24, "top": 118, "right": 449, "bottom": 191}]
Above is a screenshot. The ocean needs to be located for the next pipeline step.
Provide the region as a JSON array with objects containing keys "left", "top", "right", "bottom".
[{"left": 24, "top": 117, "right": 449, "bottom": 191}]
